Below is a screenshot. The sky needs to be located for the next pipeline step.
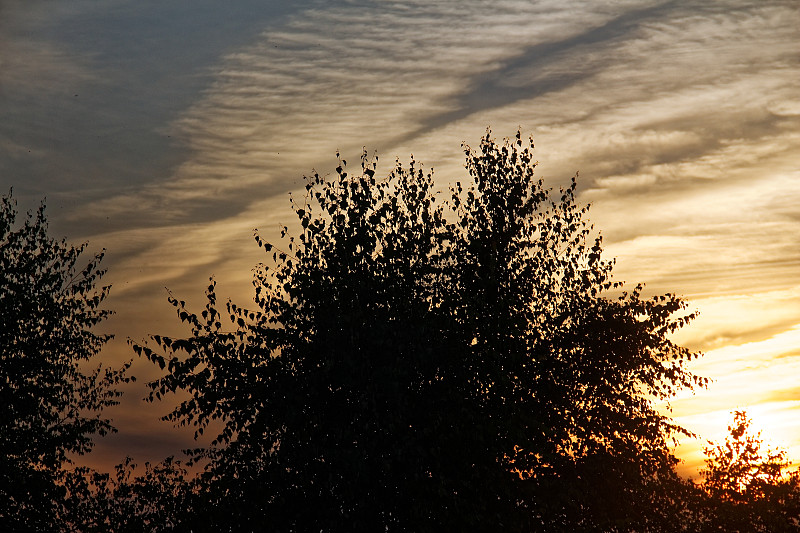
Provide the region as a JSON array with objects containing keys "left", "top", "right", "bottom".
[{"left": 2, "top": 0, "right": 799, "bottom": 477}]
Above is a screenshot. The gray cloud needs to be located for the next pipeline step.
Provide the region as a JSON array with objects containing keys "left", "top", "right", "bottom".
[
  {"left": 0, "top": 0, "right": 314, "bottom": 235},
  {"left": 416, "top": 1, "right": 678, "bottom": 135}
]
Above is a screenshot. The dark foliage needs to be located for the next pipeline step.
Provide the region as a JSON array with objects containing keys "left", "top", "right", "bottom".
[
  {"left": 135, "top": 131, "right": 707, "bottom": 531},
  {"left": 449, "top": 131, "right": 704, "bottom": 531},
  {"left": 0, "top": 192, "right": 131, "bottom": 531},
  {"left": 60, "top": 457, "right": 192, "bottom": 532}
]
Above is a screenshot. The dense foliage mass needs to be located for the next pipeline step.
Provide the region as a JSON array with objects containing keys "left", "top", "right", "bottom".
[
  {"left": 135, "top": 131, "right": 708, "bottom": 531},
  {"left": 0, "top": 193, "right": 131, "bottom": 530}
]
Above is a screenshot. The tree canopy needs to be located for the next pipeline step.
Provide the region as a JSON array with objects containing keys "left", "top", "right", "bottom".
[
  {"left": 0, "top": 193, "right": 131, "bottom": 530},
  {"left": 136, "top": 131, "right": 707, "bottom": 531}
]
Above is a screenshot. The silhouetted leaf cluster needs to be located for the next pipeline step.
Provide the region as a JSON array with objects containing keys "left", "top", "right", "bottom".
[
  {"left": 60, "top": 457, "right": 192, "bottom": 532},
  {"left": 0, "top": 192, "right": 131, "bottom": 530}
]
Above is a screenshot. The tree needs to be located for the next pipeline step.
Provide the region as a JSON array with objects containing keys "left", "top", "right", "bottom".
[
  {"left": 137, "top": 131, "right": 704, "bottom": 532},
  {"left": 450, "top": 131, "right": 705, "bottom": 530},
  {"left": 0, "top": 192, "right": 131, "bottom": 531},
  {"left": 699, "top": 411, "right": 800, "bottom": 531}
]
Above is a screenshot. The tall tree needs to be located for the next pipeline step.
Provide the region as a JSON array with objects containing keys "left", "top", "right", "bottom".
[
  {"left": 0, "top": 192, "right": 131, "bottom": 531},
  {"left": 451, "top": 131, "right": 704, "bottom": 530},
  {"left": 137, "top": 131, "right": 704, "bottom": 532}
]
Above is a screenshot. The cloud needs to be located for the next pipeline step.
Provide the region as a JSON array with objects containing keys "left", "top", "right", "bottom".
[
  {"left": 90, "top": 1, "right": 659, "bottom": 223},
  {"left": 77, "top": 0, "right": 799, "bottom": 251},
  {"left": 0, "top": 0, "right": 313, "bottom": 231},
  {"left": 670, "top": 286, "right": 800, "bottom": 351}
]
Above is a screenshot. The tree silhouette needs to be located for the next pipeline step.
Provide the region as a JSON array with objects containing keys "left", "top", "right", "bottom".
[
  {"left": 137, "top": 131, "right": 705, "bottom": 532},
  {"left": 450, "top": 131, "right": 704, "bottom": 530},
  {"left": 699, "top": 411, "right": 800, "bottom": 531},
  {"left": 0, "top": 192, "right": 131, "bottom": 531}
]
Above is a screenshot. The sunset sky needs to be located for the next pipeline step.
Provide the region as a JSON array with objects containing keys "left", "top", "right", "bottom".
[{"left": 2, "top": 0, "right": 799, "bottom": 477}]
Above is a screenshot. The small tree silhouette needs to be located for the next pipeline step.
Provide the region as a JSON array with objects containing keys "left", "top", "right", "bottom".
[
  {"left": 0, "top": 192, "right": 132, "bottom": 530},
  {"left": 700, "top": 410, "right": 800, "bottom": 531},
  {"left": 702, "top": 411, "right": 787, "bottom": 501}
]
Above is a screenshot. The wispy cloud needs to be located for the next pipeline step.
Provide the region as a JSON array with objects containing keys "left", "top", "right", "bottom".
[{"left": 93, "top": 1, "right": 659, "bottom": 222}]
